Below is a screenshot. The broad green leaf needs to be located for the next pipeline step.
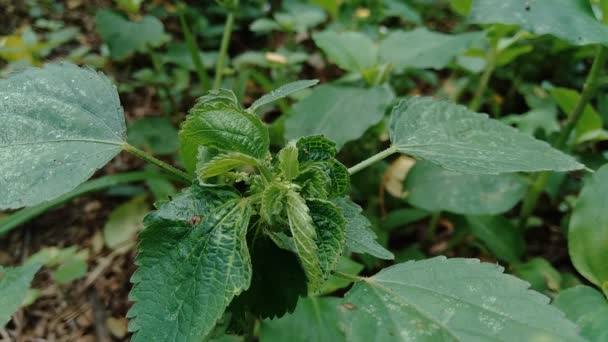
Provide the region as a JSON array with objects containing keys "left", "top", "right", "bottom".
[
  {"left": 569, "top": 164, "right": 608, "bottom": 293},
  {"left": 308, "top": 199, "right": 346, "bottom": 281},
  {"left": 180, "top": 89, "right": 269, "bottom": 166},
  {"left": 326, "top": 160, "right": 350, "bottom": 198},
  {"left": 128, "top": 186, "right": 252, "bottom": 341},
  {"left": 335, "top": 197, "right": 394, "bottom": 260},
  {"left": 296, "top": 135, "right": 337, "bottom": 162},
  {"left": 278, "top": 145, "right": 300, "bottom": 181},
  {"left": 404, "top": 161, "right": 527, "bottom": 215},
  {"left": 313, "top": 31, "right": 378, "bottom": 73},
  {"left": 389, "top": 97, "right": 584, "bottom": 174},
  {"left": 95, "top": 9, "right": 169, "bottom": 59},
  {"left": 503, "top": 106, "right": 560, "bottom": 136},
  {"left": 260, "top": 297, "right": 345, "bottom": 342},
  {"left": 466, "top": 215, "right": 525, "bottom": 263},
  {"left": 127, "top": 117, "right": 178, "bottom": 156},
  {"left": 286, "top": 85, "right": 394, "bottom": 149},
  {"left": 0, "top": 63, "right": 126, "bottom": 209},
  {"left": 285, "top": 190, "right": 322, "bottom": 292},
  {"left": 341, "top": 257, "right": 584, "bottom": 342},
  {"left": 0, "top": 263, "right": 41, "bottom": 328},
  {"left": 551, "top": 87, "right": 608, "bottom": 144},
  {"left": 249, "top": 80, "right": 319, "bottom": 113},
  {"left": 469, "top": 0, "right": 608, "bottom": 46},
  {"left": 198, "top": 152, "right": 260, "bottom": 180},
  {"left": 103, "top": 195, "right": 149, "bottom": 249},
  {"left": 513, "top": 258, "right": 562, "bottom": 294},
  {"left": 379, "top": 28, "right": 484, "bottom": 71},
  {"left": 553, "top": 286, "right": 608, "bottom": 341}
]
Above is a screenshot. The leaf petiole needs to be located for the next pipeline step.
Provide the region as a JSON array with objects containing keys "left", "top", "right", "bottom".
[
  {"left": 122, "top": 143, "right": 193, "bottom": 183},
  {"left": 332, "top": 270, "right": 365, "bottom": 283},
  {"left": 348, "top": 146, "right": 398, "bottom": 175}
]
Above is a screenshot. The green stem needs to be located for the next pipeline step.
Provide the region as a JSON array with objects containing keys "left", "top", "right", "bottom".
[
  {"left": 333, "top": 270, "right": 364, "bottom": 283},
  {"left": 213, "top": 9, "right": 236, "bottom": 90},
  {"left": 469, "top": 48, "right": 497, "bottom": 112},
  {"left": 519, "top": 46, "right": 608, "bottom": 227},
  {"left": 0, "top": 172, "right": 168, "bottom": 236},
  {"left": 426, "top": 211, "right": 441, "bottom": 241},
  {"left": 123, "top": 143, "right": 193, "bottom": 183},
  {"left": 179, "top": 11, "right": 211, "bottom": 91},
  {"left": 348, "top": 146, "right": 397, "bottom": 175}
]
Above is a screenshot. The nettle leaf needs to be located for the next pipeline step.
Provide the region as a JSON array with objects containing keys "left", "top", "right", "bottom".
[
  {"left": 308, "top": 199, "right": 346, "bottom": 282},
  {"left": 379, "top": 28, "right": 484, "bottom": 71},
  {"left": 313, "top": 31, "right": 378, "bottom": 73},
  {"left": 128, "top": 186, "right": 253, "bottom": 341},
  {"left": 389, "top": 97, "right": 584, "bottom": 174},
  {"left": 404, "top": 161, "right": 527, "bottom": 215},
  {"left": 198, "top": 152, "right": 260, "bottom": 180},
  {"left": 260, "top": 183, "right": 287, "bottom": 225},
  {"left": 286, "top": 85, "right": 394, "bottom": 150},
  {"left": 296, "top": 163, "right": 331, "bottom": 200},
  {"left": 249, "top": 79, "right": 319, "bottom": 113},
  {"left": 95, "top": 9, "right": 169, "bottom": 60},
  {"left": 180, "top": 89, "right": 269, "bottom": 171},
  {"left": 553, "top": 286, "right": 608, "bottom": 341},
  {"left": 341, "top": 257, "right": 583, "bottom": 341},
  {"left": 0, "top": 63, "right": 126, "bottom": 209},
  {"left": 466, "top": 215, "right": 525, "bottom": 263},
  {"left": 326, "top": 160, "right": 350, "bottom": 198},
  {"left": 569, "top": 164, "right": 608, "bottom": 293},
  {"left": 296, "top": 135, "right": 337, "bottom": 162},
  {"left": 278, "top": 144, "right": 300, "bottom": 181},
  {"left": 0, "top": 263, "right": 41, "bottom": 328},
  {"left": 335, "top": 197, "right": 394, "bottom": 260},
  {"left": 469, "top": 0, "right": 608, "bottom": 46}
]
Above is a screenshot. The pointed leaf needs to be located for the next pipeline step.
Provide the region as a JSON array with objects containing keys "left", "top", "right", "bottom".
[
  {"left": 249, "top": 80, "right": 319, "bottom": 113},
  {"left": 0, "top": 263, "right": 41, "bottom": 328},
  {"left": 308, "top": 199, "right": 346, "bottom": 280},
  {"left": 389, "top": 97, "right": 584, "bottom": 174},
  {"left": 553, "top": 286, "right": 608, "bottom": 341},
  {"left": 198, "top": 152, "right": 260, "bottom": 179},
  {"left": 278, "top": 145, "right": 300, "bottom": 181},
  {"left": 313, "top": 31, "right": 378, "bottom": 73},
  {"left": 296, "top": 135, "right": 337, "bottom": 162},
  {"left": 0, "top": 63, "right": 126, "bottom": 209}
]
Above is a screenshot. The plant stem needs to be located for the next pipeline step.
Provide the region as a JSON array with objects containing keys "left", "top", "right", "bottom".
[
  {"left": 426, "top": 211, "right": 441, "bottom": 241},
  {"left": 213, "top": 9, "right": 236, "bottom": 90},
  {"left": 179, "top": 11, "right": 211, "bottom": 91},
  {"left": 348, "top": 146, "right": 398, "bottom": 175},
  {"left": 519, "top": 45, "right": 608, "bottom": 227},
  {"left": 122, "top": 143, "right": 193, "bottom": 183},
  {"left": 469, "top": 48, "right": 497, "bottom": 112},
  {"left": 333, "top": 271, "right": 364, "bottom": 283}
]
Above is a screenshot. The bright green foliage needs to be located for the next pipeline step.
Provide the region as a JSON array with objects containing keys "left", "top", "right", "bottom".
[
  {"left": 379, "top": 28, "right": 484, "bottom": 71},
  {"left": 389, "top": 97, "right": 584, "bottom": 174},
  {"left": 0, "top": 63, "right": 126, "bottom": 209},
  {"left": 26, "top": 246, "right": 89, "bottom": 284},
  {"left": 127, "top": 117, "right": 179, "bottom": 156},
  {"left": 450, "top": 0, "right": 472, "bottom": 15},
  {"left": 553, "top": 286, "right": 608, "bottom": 341},
  {"left": 469, "top": 0, "right": 608, "bottom": 46},
  {"left": 286, "top": 85, "right": 394, "bottom": 149},
  {"left": 308, "top": 199, "right": 346, "bottom": 282},
  {"left": 198, "top": 152, "right": 260, "bottom": 180},
  {"left": 313, "top": 31, "right": 378, "bottom": 73},
  {"left": 249, "top": 79, "right": 319, "bottom": 113},
  {"left": 128, "top": 186, "right": 253, "bottom": 341},
  {"left": 95, "top": 9, "right": 169, "bottom": 59},
  {"left": 103, "top": 195, "right": 149, "bottom": 249},
  {"left": 569, "top": 164, "right": 608, "bottom": 294},
  {"left": 335, "top": 197, "right": 394, "bottom": 260},
  {"left": 341, "top": 257, "right": 584, "bottom": 341},
  {"left": 0, "top": 263, "right": 41, "bottom": 328},
  {"left": 404, "top": 161, "right": 527, "bottom": 215},
  {"left": 278, "top": 144, "right": 300, "bottom": 181},
  {"left": 466, "top": 215, "right": 525, "bottom": 263},
  {"left": 551, "top": 87, "right": 608, "bottom": 144}
]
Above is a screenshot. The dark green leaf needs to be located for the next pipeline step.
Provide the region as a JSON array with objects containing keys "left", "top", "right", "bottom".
[
  {"left": 296, "top": 135, "right": 337, "bottom": 162},
  {"left": 553, "top": 286, "right": 608, "bottom": 341},
  {"left": 466, "top": 215, "right": 525, "bottom": 263},
  {"left": 308, "top": 199, "right": 346, "bottom": 281}
]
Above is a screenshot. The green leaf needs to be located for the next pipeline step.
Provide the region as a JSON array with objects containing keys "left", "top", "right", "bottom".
[
  {"left": 389, "top": 97, "right": 584, "bottom": 174},
  {"left": 260, "top": 183, "right": 288, "bottom": 226},
  {"left": 180, "top": 89, "right": 269, "bottom": 165},
  {"left": 469, "top": 0, "right": 608, "bottom": 46},
  {"left": 127, "top": 117, "right": 179, "bottom": 156},
  {"left": 466, "top": 215, "right": 525, "bottom": 263},
  {"left": 320, "top": 256, "right": 364, "bottom": 295},
  {"left": 327, "top": 160, "right": 350, "bottom": 198},
  {"left": 0, "top": 263, "right": 41, "bottom": 328},
  {"left": 512, "top": 258, "right": 562, "bottom": 293},
  {"left": 249, "top": 80, "right": 319, "bottom": 113},
  {"left": 553, "top": 286, "right": 608, "bottom": 341},
  {"left": 52, "top": 250, "right": 88, "bottom": 284},
  {"left": 278, "top": 144, "right": 300, "bottom": 181},
  {"left": 198, "top": 152, "right": 260, "bottom": 180},
  {"left": 450, "top": 0, "right": 472, "bottom": 15},
  {"left": 260, "top": 297, "right": 345, "bottom": 342},
  {"left": 312, "top": 31, "right": 378, "bottom": 73},
  {"left": 335, "top": 197, "right": 394, "bottom": 260},
  {"left": 341, "top": 257, "right": 584, "bottom": 341},
  {"left": 285, "top": 190, "right": 322, "bottom": 293},
  {"left": 296, "top": 135, "right": 337, "bottom": 162},
  {"left": 103, "top": 194, "right": 149, "bottom": 250},
  {"left": 551, "top": 87, "right": 608, "bottom": 144},
  {"left": 308, "top": 199, "right": 346, "bottom": 281},
  {"left": 95, "top": 9, "right": 169, "bottom": 59},
  {"left": 379, "top": 28, "right": 484, "bottom": 71},
  {"left": 286, "top": 85, "right": 394, "bottom": 150},
  {"left": 404, "top": 161, "right": 527, "bottom": 215},
  {"left": 0, "top": 63, "right": 126, "bottom": 209},
  {"left": 128, "top": 186, "right": 252, "bottom": 341},
  {"left": 569, "top": 164, "right": 608, "bottom": 294}
]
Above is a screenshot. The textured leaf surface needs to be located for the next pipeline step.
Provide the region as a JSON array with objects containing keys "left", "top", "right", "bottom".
[
  {"left": 0, "top": 63, "right": 126, "bottom": 209},
  {"left": 553, "top": 286, "right": 608, "bottom": 341},
  {"left": 404, "top": 161, "right": 527, "bottom": 215},
  {"left": 569, "top": 164, "right": 608, "bottom": 292},
  {"left": 286, "top": 85, "right": 393, "bottom": 149},
  {"left": 249, "top": 80, "right": 319, "bottom": 113},
  {"left": 469, "top": 0, "right": 608, "bottom": 46},
  {"left": 95, "top": 9, "right": 168, "bottom": 59},
  {"left": 128, "top": 186, "right": 252, "bottom": 341},
  {"left": 0, "top": 263, "right": 41, "bottom": 328},
  {"left": 198, "top": 152, "right": 260, "bottom": 179},
  {"left": 308, "top": 199, "right": 346, "bottom": 281},
  {"left": 379, "top": 28, "right": 483, "bottom": 70},
  {"left": 278, "top": 145, "right": 300, "bottom": 181},
  {"left": 342, "top": 257, "right": 583, "bottom": 342},
  {"left": 296, "top": 135, "right": 337, "bottom": 162},
  {"left": 466, "top": 215, "right": 525, "bottom": 263},
  {"left": 389, "top": 97, "right": 583, "bottom": 174},
  {"left": 335, "top": 197, "right": 394, "bottom": 260},
  {"left": 313, "top": 31, "right": 378, "bottom": 72}
]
